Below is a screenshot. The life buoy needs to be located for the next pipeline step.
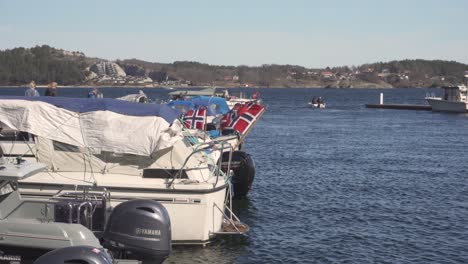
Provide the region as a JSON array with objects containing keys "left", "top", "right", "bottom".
[{"left": 221, "top": 151, "right": 255, "bottom": 198}]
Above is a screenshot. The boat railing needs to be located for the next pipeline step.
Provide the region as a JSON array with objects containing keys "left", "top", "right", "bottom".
[
  {"left": 2, "top": 192, "right": 106, "bottom": 231},
  {"left": 193, "top": 139, "right": 235, "bottom": 181},
  {"left": 167, "top": 139, "right": 234, "bottom": 188}
]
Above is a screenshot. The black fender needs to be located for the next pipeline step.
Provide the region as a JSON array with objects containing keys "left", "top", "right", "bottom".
[{"left": 221, "top": 151, "right": 255, "bottom": 198}]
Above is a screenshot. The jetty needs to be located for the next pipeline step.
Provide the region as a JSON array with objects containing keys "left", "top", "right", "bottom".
[{"left": 366, "top": 93, "right": 432, "bottom": 111}]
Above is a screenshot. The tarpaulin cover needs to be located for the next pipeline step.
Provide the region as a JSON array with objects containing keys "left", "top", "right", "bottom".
[{"left": 0, "top": 97, "right": 183, "bottom": 156}]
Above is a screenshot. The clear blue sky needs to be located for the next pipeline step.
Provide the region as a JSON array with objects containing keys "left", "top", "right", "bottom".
[{"left": 1, "top": 0, "right": 467, "bottom": 68}]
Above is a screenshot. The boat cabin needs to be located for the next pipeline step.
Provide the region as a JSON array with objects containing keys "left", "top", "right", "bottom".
[{"left": 442, "top": 85, "right": 468, "bottom": 102}]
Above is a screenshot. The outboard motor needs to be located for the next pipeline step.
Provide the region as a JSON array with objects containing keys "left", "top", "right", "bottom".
[
  {"left": 33, "top": 246, "right": 114, "bottom": 264},
  {"left": 102, "top": 199, "right": 171, "bottom": 263},
  {"left": 221, "top": 151, "right": 256, "bottom": 198}
]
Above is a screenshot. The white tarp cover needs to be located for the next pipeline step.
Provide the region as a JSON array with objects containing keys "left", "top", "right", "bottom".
[{"left": 0, "top": 99, "right": 183, "bottom": 156}]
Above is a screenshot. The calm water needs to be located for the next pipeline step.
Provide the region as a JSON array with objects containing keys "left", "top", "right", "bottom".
[{"left": 2, "top": 87, "right": 467, "bottom": 263}]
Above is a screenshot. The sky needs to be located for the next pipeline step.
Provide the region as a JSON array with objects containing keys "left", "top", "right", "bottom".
[{"left": 1, "top": 0, "right": 467, "bottom": 68}]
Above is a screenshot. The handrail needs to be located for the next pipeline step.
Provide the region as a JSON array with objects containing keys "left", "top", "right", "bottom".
[
  {"left": 167, "top": 138, "right": 235, "bottom": 188},
  {"left": 77, "top": 201, "right": 93, "bottom": 229}
]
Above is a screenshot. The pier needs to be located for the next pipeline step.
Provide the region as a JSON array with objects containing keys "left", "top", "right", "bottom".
[
  {"left": 366, "top": 93, "right": 432, "bottom": 111},
  {"left": 365, "top": 104, "right": 432, "bottom": 110}
]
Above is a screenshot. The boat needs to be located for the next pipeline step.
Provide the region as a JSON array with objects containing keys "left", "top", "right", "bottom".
[
  {"left": 168, "top": 95, "right": 265, "bottom": 198},
  {"left": 425, "top": 85, "right": 468, "bottom": 113},
  {"left": 0, "top": 96, "right": 248, "bottom": 245},
  {"left": 168, "top": 87, "right": 216, "bottom": 100},
  {"left": 220, "top": 90, "right": 261, "bottom": 110},
  {"left": 308, "top": 102, "right": 326, "bottom": 109},
  {"left": 116, "top": 90, "right": 148, "bottom": 103},
  {"left": 0, "top": 158, "right": 170, "bottom": 263},
  {"left": 308, "top": 97, "right": 326, "bottom": 109}
]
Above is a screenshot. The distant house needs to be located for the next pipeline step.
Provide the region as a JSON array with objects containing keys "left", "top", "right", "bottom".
[
  {"left": 377, "top": 69, "right": 391, "bottom": 78},
  {"left": 321, "top": 71, "right": 334, "bottom": 78},
  {"left": 378, "top": 73, "right": 390, "bottom": 78}
]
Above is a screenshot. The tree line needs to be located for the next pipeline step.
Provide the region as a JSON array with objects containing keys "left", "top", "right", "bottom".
[
  {"left": 1, "top": 45, "right": 467, "bottom": 87},
  {"left": 0, "top": 45, "right": 86, "bottom": 85}
]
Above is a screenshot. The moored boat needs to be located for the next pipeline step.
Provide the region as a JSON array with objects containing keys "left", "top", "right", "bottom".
[
  {"left": 0, "top": 96, "right": 248, "bottom": 245},
  {"left": 0, "top": 159, "right": 170, "bottom": 263},
  {"left": 426, "top": 85, "right": 468, "bottom": 113}
]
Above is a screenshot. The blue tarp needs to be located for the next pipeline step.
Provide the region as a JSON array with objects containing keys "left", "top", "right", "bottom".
[
  {"left": 167, "top": 96, "right": 230, "bottom": 116},
  {"left": 190, "top": 96, "right": 230, "bottom": 115},
  {"left": 167, "top": 100, "right": 196, "bottom": 114},
  {"left": 0, "top": 96, "right": 181, "bottom": 123}
]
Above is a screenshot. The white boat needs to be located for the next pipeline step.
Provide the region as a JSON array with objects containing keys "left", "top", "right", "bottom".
[
  {"left": 426, "top": 85, "right": 468, "bottom": 113},
  {"left": 221, "top": 90, "right": 261, "bottom": 110},
  {"left": 168, "top": 87, "right": 216, "bottom": 99},
  {"left": 308, "top": 102, "right": 326, "bottom": 108},
  {"left": 117, "top": 90, "right": 148, "bottom": 103},
  {"left": 0, "top": 96, "right": 247, "bottom": 245}
]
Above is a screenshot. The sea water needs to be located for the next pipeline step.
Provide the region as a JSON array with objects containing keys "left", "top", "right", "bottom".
[{"left": 1, "top": 87, "right": 467, "bottom": 263}]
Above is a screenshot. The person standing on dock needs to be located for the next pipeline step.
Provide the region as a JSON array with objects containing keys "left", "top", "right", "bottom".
[
  {"left": 25, "top": 81, "right": 40, "bottom": 97},
  {"left": 87, "top": 88, "right": 98, "bottom": 98},
  {"left": 45, "top": 82, "right": 58, "bottom": 96}
]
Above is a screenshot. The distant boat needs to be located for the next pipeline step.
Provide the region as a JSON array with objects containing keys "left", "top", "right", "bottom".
[
  {"left": 308, "top": 102, "right": 326, "bottom": 109},
  {"left": 168, "top": 87, "right": 216, "bottom": 99},
  {"left": 308, "top": 97, "right": 326, "bottom": 109},
  {"left": 426, "top": 85, "right": 468, "bottom": 113},
  {"left": 116, "top": 90, "right": 148, "bottom": 103},
  {"left": 221, "top": 90, "right": 261, "bottom": 110}
]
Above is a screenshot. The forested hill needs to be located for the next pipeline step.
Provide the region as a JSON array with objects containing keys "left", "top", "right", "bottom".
[
  {"left": 0, "top": 45, "right": 99, "bottom": 85},
  {"left": 0, "top": 45, "right": 467, "bottom": 88}
]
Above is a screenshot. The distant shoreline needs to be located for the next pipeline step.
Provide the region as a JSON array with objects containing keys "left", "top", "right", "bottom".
[{"left": 0, "top": 85, "right": 414, "bottom": 89}]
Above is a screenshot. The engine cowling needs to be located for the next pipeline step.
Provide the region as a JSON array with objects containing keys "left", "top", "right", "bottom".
[
  {"left": 102, "top": 199, "right": 171, "bottom": 263},
  {"left": 33, "top": 246, "right": 113, "bottom": 264}
]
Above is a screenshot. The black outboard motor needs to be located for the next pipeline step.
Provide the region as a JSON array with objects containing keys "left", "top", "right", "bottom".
[
  {"left": 102, "top": 199, "right": 171, "bottom": 263},
  {"left": 221, "top": 151, "right": 256, "bottom": 198},
  {"left": 33, "top": 246, "right": 114, "bottom": 264}
]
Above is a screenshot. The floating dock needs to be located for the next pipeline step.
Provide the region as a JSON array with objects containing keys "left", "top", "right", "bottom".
[
  {"left": 366, "top": 93, "right": 432, "bottom": 111},
  {"left": 365, "top": 104, "right": 432, "bottom": 111}
]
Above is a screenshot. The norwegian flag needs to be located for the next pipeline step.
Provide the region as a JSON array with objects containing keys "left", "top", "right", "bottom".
[
  {"left": 222, "top": 103, "right": 265, "bottom": 134},
  {"left": 183, "top": 108, "right": 207, "bottom": 130}
]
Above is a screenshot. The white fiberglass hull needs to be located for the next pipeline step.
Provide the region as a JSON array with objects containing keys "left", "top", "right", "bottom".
[
  {"left": 308, "top": 102, "right": 326, "bottom": 109},
  {"left": 18, "top": 172, "right": 228, "bottom": 245},
  {"left": 426, "top": 98, "right": 468, "bottom": 113},
  {"left": 226, "top": 98, "right": 256, "bottom": 109}
]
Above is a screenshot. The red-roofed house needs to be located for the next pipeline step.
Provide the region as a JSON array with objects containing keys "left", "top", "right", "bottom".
[{"left": 321, "top": 71, "right": 334, "bottom": 78}]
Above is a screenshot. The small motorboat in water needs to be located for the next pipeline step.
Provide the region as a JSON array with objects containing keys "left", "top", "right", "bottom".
[
  {"left": 308, "top": 102, "right": 326, "bottom": 108},
  {"left": 308, "top": 97, "right": 326, "bottom": 108}
]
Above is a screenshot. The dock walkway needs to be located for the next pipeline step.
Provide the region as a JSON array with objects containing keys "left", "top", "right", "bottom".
[{"left": 365, "top": 104, "right": 432, "bottom": 111}]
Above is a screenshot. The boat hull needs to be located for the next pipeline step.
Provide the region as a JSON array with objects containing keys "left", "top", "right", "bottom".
[
  {"left": 18, "top": 180, "right": 228, "bottom": 245},
  {"left": 308, "top": 102, "right": 326, "bottom": 108},
  {"left": 0, "top": 245, "right": 48, "bottom": 263},
  {"left": 426, "top": 98, "right": 468, "bottom": 113}
]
